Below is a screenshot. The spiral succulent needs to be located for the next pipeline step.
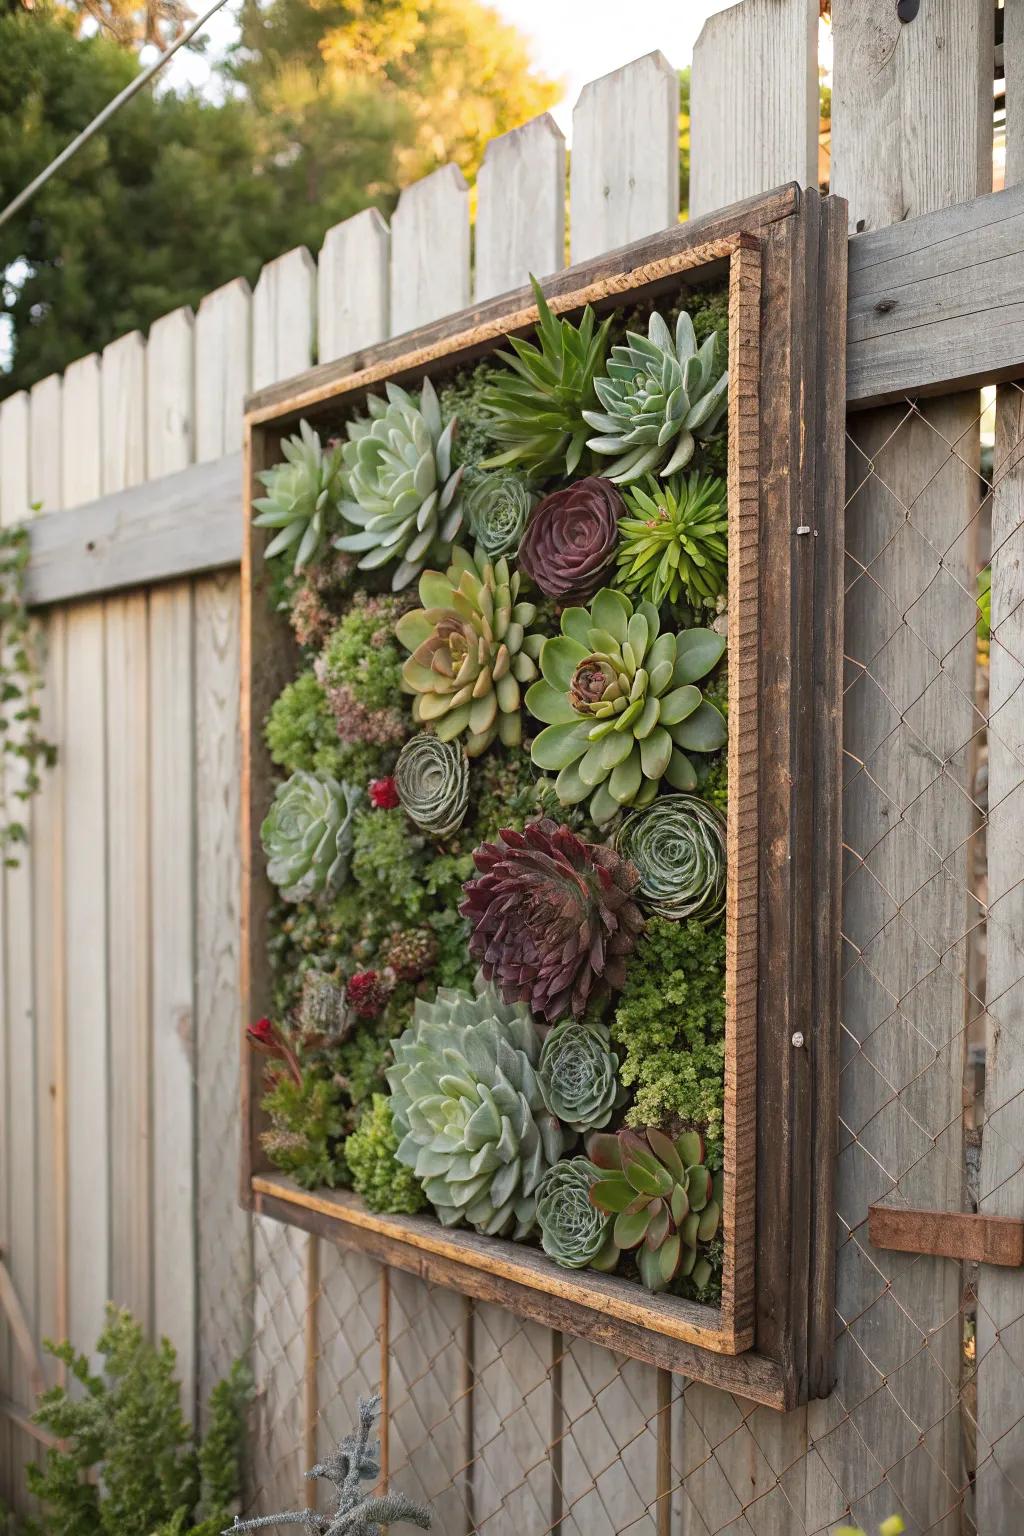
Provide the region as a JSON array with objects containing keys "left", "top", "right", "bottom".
[
  {"left": 614, "top": 794, "right": 727, "bottom": 923},
  {"left": 261, "top": 770, "right": 363, "bottom": 903},
  {"left": 538, "top": 1017, "right": 623, "bottom": 1133},
  {"left": 386, "top": 974, "right": 571, "bottom": 1238},
  {"left": 394, "top": 734, "right": 470, "bottom": 840},
  {"left": 481, "top": 276, "right": 612, "bottom": 479},
  {"left": 588, "top": 1127, "right": 721, "bottom": 1292},
  {"left": 517, "top": 476, "right": 624, "bottom": 606},
  {"left": 334, "top": 377, "right": 464, "bottom": 591},
  {"left": 464, "top": 472, "right": 535, "bottom": 559},
  {"left": 583, "top": 309, "right": 729, "bottom": 484},
  {"left": 253, "top": 419, "right": 347, "bottom": 573},
  {"left": 616, "top": 473, "right": 728, "bottom": 611},
  {"left": 460, "top": 818, "right": 644, "bottom": 1023},
  {"left": 526, "top": 588, "right": 727, "bottom": 824},
  {"left": 396, "top": 545, "right": 543, "bottom": 756},
  {"left": 536, "top": 1158, "right": 614, "bottom": 1270}
]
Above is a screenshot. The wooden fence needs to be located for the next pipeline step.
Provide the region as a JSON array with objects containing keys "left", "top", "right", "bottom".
[{"left": 3, "top": 3, "right": 1024, "bottom": 1531}]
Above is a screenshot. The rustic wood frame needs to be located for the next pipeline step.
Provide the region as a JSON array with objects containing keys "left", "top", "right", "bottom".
[{"left": 240, "top": 183, "right": 847, "bottom": 1410}]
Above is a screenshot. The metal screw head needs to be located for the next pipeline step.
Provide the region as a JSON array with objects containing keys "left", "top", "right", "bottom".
[
  {"left": 896, "top": 0, "right": 919, "bottom": 22},
  {"left": 792, "top": 1031, "right": 806, "bottom": 1049}
]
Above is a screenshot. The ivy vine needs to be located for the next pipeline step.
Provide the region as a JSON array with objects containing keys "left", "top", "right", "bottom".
[{"left": 0, "top": 522, "right": 56, "bottom": 867}]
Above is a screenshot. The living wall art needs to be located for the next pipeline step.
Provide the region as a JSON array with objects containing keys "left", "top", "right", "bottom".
[{"left": 241, "top": 189, "right": 846, "bottom": 1408}]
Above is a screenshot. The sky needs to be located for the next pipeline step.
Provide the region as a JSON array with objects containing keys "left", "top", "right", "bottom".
[{"left": 166, "top": 0, "right": 739, "bottom": 134}]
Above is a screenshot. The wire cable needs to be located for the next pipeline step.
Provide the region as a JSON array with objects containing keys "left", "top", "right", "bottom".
[{"left": 0, "top": 0, "right": 233, "bottom": 232}]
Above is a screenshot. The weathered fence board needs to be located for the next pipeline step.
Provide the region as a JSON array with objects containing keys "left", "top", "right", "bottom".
[
  {"left": 318, "top": 209, "right": 390, "bottom": 364},
  {"left": 60, "top": 355, "right": 101, "bottom": 507},
  {"left": 253, "top": 247, "right": 317, "bottom": 392},
  {"left": 475, "top": 115, "right": 566, "bottom": 301},
  {"left": 389, "top": 164, "right": 471, "bottom": 335},
  {"left": 196, "top": 280, "right": 252, "bottom": 463}
]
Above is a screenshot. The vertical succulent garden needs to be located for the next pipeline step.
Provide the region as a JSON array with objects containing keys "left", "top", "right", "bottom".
[{"left": 253, "top": 277, "right": 732, "bottom": 1302}]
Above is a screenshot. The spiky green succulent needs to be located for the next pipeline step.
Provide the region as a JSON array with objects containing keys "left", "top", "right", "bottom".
[
  {"left": 526, "top": 588, "right": 727, "bottom": 825},
  {"left": 396, "top": 545, "right": 543, "bottom": 757},
  {"left": 334, "top": 377, "right": 464, "bottom": 591},
  {"left": 480, "top": 276, "right": 612, "bottom": 480},
  {"left": 394, "top": 733, "right": 470, "bottom": 840},
  {"left": 615, "top": 473, "right": 728, "bottom": 611},
  {"left": 386, "top": 974, "right": 572, "bottom": 1238},
  {"left": 583, "top": 309, "right": 728, "bottom": 484},
  {"left": 614, "top": 794, "right": 727, "bottom": 923},
  {"left": 588, "top": 1127, "right": 721, "bottom": 1293},
  {"left": 538, "top": 1017, "right": 623, "bottom": 1133},
  {"left": 535, "top": 1158, "right": 614, "bottom": 1270},
  {"left": 463, "top": 471, "right": 535, "bottom": 559},
  {"left": 261, "top": 770, "right": 363, "bottom": 904},
  {"left": 253, "top": 419, "right": 347, "bottom": 572}
]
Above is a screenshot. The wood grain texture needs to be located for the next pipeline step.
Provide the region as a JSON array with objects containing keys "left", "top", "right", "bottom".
[
  {"left": 317, "top": 209, "right": 390, "bottom": 364},
  {"left": 831, "top": 0, "right": 993, "bottom": 233},
  {"left": 569, "top": 52, "right": 679, "bottom": 263},
  {"left": 101, "top": 331, "right": 146, "bottom": 493},
  {"left": 0, "top": 392, "right": 29, "bottom": 524},
  {"left": 869, "top": 1207, "right": 1024, "bottom": 1267},
  {"left": 28, "top": 376, "right": 62, "bottom": 516},
  {"left": 389, "top": 165, "right": 470, "bottom": 335},
  {"left": 195, "top": 279, "right": 252, "bottom": 462},
  {"left": 689, "top": 0, "right": 818, "bottom": 219},
  {"left": 146, "top": 309, "right": 194, "bottom": 474},
  {"left": 474, "top": 115, "right": 566, "bottom": 301},
  {"left": 60, "top": 355, "right": 101, "bottom": 509},
  {"left": 24, "top": 452, "right": 243, "bottom": 608},
  {"left": 252, "top": 246, "right": 317, "bottom": 392}
]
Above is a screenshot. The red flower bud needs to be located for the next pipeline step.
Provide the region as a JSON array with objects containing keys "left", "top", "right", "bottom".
[
  {"left": 369, "top": 776, "right": 400, "bottom": 810},
  {"left": 346, "top": 969, "right": 392, "bottom": 1018}
]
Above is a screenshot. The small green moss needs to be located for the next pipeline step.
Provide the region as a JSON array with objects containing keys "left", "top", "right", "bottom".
[
  {"left": 611, "top": 917, "right": 726, "bottom": 1165},
  {"left": 260, "top": 1064, "right": 350, "bottom": 1190},
  {"left": 438, "top": 362, "right": 501, "bottom": 471},
  {"left": 351, "top": 808, "right": 427, "bottom": 921},
  {"left": 319, "top": 593, "right": 408, "bottom": 712},
  {"left": 346, "top": 1094, "right": 426, "bottom": 1215}
]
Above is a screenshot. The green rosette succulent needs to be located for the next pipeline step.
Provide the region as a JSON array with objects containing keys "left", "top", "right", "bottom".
[
  {"left": 394, "top": 733, "right": 470, "bottom": 840},
  {"left": 253, "top": 419, "right": 347, "bottom": 573},
  {"left": 261, "top": 770, "right": 363, "bottom": 903},
  {"left": 614, "top": 794, "right": 727, "bottom": 923},
  {"left": 396, "top": 545, "right": 544, "bottom": 757},
  {"left": 526, "top": 588, "right": 727, "bottom": 825},
  {"left": 615, "top": 473, "right": 728, "bottom": 611},
  {"left": 480, "top": 276, "right": 612, "bottom": 479},
  {"left": 587, "top": 1126, "right": 722, "bottom": 1293},
  {"left": 334, "top": 377, "right": 464, "bottom": 591},
  {"left": 464, "top": 471, "right": 535, "bottom": 559},
  {"left": 538, "top": 1017, "right": 623, "bottom": 1133},
  {"left": 583, "top": 309, "right": 728, "bottom": 484},
  {"left": 536, "top": 1158, "right": 614, "bottom": 1270},
  {"left": 386, "top": 974, "right": 572, "bottom": 1238}
]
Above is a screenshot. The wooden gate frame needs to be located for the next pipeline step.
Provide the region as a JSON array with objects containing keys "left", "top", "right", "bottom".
[{"left": 240, "top": 183, "right": 847, "bottom": 1411}]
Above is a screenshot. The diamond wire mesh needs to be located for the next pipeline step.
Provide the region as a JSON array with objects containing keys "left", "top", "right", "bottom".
[{"left": 242, "top": 389, "right": 1024, "bottom": 1536}]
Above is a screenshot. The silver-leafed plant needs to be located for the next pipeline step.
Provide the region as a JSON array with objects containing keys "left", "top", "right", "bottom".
[
  {"left": 538, "top": 1017, "right": 623, "bottom": 1132},
  {"left": 394, "top": 733, "right": 470, "bottom": 840},
  {"left": 535, "top": 1157, "right": 614, "bottom": 1270},
  {"left": 614, "top": 794, "right": 727, "bottom": 923},
  {"left": 260, "top": 770, "right": 363, "bottom": 904}
]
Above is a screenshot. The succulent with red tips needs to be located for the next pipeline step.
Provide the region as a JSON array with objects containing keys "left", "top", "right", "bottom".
[{"left": 459, "top": 817, "right": 644, "bottom": 1023}]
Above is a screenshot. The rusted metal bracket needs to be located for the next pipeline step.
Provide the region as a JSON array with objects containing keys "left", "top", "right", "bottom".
[{"left": 868, "top": 1206, "right": 1024, "bottom": 1268}]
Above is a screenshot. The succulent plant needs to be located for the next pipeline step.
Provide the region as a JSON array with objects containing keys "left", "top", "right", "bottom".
[
  {"left": 615, "top": 473, "right": 728, "bottom": 611},
  {"left": 460, "top": 818, "right": 644, "bottom": 1023},
  {"left": 517, "top": 476, "right": 624, "bottom": 606},
  {"left": 396, "top": 545, "right": 543, "bottom": 757},
  {"left": 587, "top": 1126, "right": 721, "bottom": 1293},
  {"left": 583, "top": 309, "right": 729, "bottom": 484},
  {"left": 386, "top": 973, "right": 571, "bottom": 1238},
  {"left": 253, "top": 419, "right": 347, "bottom": 573},
  {"left": 261, "top": 771, "right": 363, "bottom": 903},
  {"left": 536, "top": 1157, "right": 614, "bottom": 1270},
  {"left": 538, "top": 1017, "right": 623, "bottom": 1133},
  {"left": 299, "top": 969, "right": 349, "bottom": 1040},
  {"left": 614, "top": 794, "right": 727, "bottom": 923},
  {"left": 334, "top": 377, "right": 464, "bottom": 591},
  {"left": 394, "top": 733, "right": 470, "bottom": 840},
  {"left": 480, "top": 276, "right": 612, "bottom": 480},
  {"left": 464, "top": 471, "right": 535, "bottom": 559},
  {"left": 526, "top": 588, "right": 727, "bottom": 824}
]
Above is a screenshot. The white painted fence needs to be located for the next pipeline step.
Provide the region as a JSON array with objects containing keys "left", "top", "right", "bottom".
[{"left": 2, "top": 4, "right": 1023, "bottom": 1531}]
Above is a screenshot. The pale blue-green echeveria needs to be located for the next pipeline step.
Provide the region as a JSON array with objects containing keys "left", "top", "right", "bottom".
[
  {"left": 526, "top": 588, "right": 727, "bottom": 825},
  {"left": 396, "top": 545, "right": 543, "bottom": 757},
  {"left": 386, "top": 974, "right": 572, "bottom": 1238},
  {"left": 253, "top": 419, "right": 347, "bottom": 572},
  {"left": 463, "top": 471, "right": 535, "bottom": 559},
  {"left": 538, "top": 1017, "right": 623, "bottom": 1133},
  {"left": 582, "top": 309, "right": 728, "bottom": 484},
  {"left": 614, "top": 793, "right": 727, "bottom": 923},
  {"left": 535, "top": 1158, "right": 614, "bottom": 1270},
  {"left": 334, "top": 377, "right": 464, "bottom": 591},
  {"left": 261, "top": 770, "right": 362, "bottom": 903}
]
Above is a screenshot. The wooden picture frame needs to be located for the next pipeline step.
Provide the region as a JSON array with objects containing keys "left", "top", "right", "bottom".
[{"left": 240, "top": 183, "right": 847, "bottom": 1411}]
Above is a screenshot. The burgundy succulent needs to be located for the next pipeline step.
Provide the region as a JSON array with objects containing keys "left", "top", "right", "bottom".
[
  {"left": 460, "top": 817, "right": 644, "bottom": 1023},
  {"left": 346, "top": 969, "right": 393, "bottom": 1018},
  {"left": 518, "top": 476, "right": 624, "bottom": 605}
]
